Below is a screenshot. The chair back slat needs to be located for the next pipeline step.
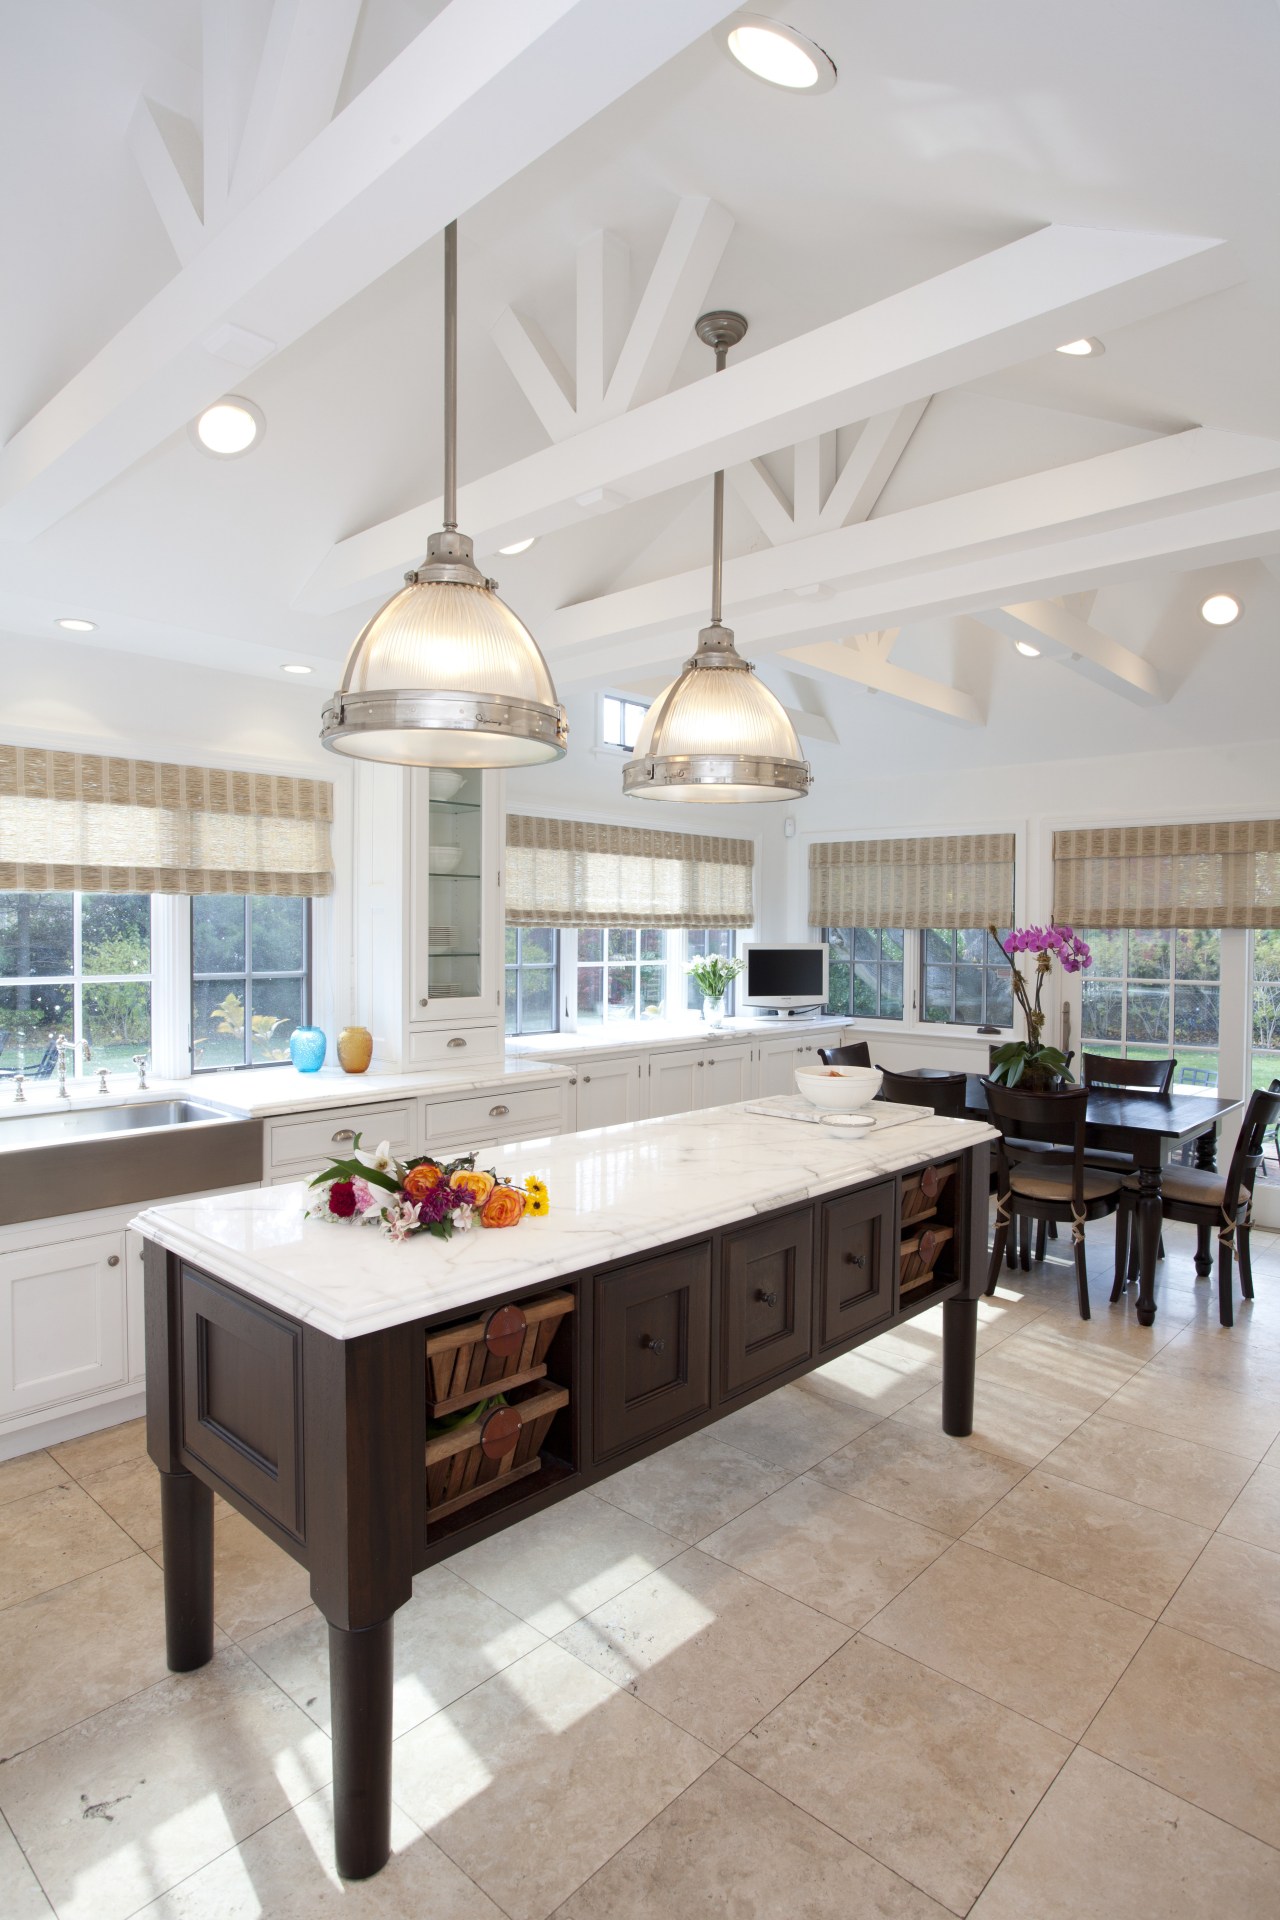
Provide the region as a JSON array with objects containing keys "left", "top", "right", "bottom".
[
  {"left": 878, "top": 1066, "right": 967, "bottom": 1117},
  {"left": 982, "top": 1079, "right": 1089, "bottom": 1201},
  {"left": 1082, "top": 1053, "right": 1176, "bottom": 1095},
  {"left": 1224, "top": 1084, "right": 1280, "bottom": 1215},
  {"left": 818, "top": 1042, "right": 871, "bottom": 1068}
]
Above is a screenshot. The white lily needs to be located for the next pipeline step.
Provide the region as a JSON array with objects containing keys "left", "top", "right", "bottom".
[{"left": 355, "top": 1138, "right": 399, "bottom": 1176}]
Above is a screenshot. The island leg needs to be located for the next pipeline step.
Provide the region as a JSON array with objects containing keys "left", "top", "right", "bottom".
[
  {"left": 1134, "top": 1165, "right": 1163, "bottom": 1326},
  {"left": 159, "top": 1470, "right": 214, "bottom": 1672},
  {"left": 330, "top": 1618, "right": 394, "bottom": 1881},
  {"left": 941, "top": 1297, "right": 978, "bottom": 1436}
]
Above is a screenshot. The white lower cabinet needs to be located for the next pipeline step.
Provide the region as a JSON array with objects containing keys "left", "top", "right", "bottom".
[
  {"left": 572, "top": 1055, "right": 643, "bottom": 1132},
  {"left": 0, "top": 1231, "right": 129, "bottom": 1419},
  {"left": 757, "top": 1033, "right": 826, "bottom": 1097},
  {"left": 647, "top": 1046, "right": 705, "bottom": 1118},
  {"left": 701, "top": 1041, "right": 752, "bottom": 1106}
]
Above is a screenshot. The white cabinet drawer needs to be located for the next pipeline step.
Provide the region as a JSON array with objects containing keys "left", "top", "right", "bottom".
[
  {"left": 422, "top": 1083, "right": 564, "bottom": 1146},
  {"left": 267, "top": 1101, "right": 414, "bottom": 1171},
  {"left": 407, "top": 1022, "right": 503, "bottom": 1067}
]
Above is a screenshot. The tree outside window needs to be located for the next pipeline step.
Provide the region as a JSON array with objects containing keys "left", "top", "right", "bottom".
[
  {"left": 0, "top": 891, "right": 151, "bottom": 1077},
  {"left": 922, "top": 929, "right": 1013, "bottom": 1027},
  {"left": 1250, "top": 928, "right": 1280, "bottom": 1093},
  {"left": 825, "top": 927, "right": 904, "bottom": 1020},
  {"left": 1080, "top": 927, "right": 1221, "bottom": 1085}
]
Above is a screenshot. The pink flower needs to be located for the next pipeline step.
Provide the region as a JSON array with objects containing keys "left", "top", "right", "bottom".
[
  {"left": 350, "top": 1177, "right": 377, "bottom": 1214},
  {"left": 383, "top": 1200, "right": 421, "bottom": 1242}
]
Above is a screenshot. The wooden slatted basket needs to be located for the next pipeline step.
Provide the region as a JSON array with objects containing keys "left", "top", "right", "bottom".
[
  {"left": 900, "top": 1160, "right": 957, "bottom": 1225},
  {"left": 899, "top": 1223, "right": 954, "bottom": 1296},
  {"left": 425, "top": 1379, "right": 569, "bottom": 1522},
  {"left": 426, "top": 1291, "right": 574, "bottom": 1417}
]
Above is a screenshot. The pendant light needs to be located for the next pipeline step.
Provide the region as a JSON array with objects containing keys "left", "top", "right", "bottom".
[
  {"left": 322, "top": 222, "right": 567, "bottom": 767},
  {"left": 624, "top": 313, "right": 811, "bottom": 803}
]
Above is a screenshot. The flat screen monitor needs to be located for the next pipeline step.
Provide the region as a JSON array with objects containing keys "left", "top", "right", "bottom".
[{"left": 742, "top": 942, "right": 829, "bottom": 1012}]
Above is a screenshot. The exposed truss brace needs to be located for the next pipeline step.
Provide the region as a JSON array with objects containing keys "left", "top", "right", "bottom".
[
  {"left": 493, "top": 196, "right": 734, "bottom": 441},
  {"left": 779, "top": 630, "right": 984, "bottom": 728},
  {"left": 730, "top": 401, "right": 929, "bottom": 543},
  {"left": 299, "top": 223, "right": 1236, "bottom": 611},
  {"left": 980, "top": 600, "right": 1166, "bottom": 704}
]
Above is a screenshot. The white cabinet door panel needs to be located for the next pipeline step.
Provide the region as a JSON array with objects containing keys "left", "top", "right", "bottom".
[
  {"left": 574, "top": 1056, "right": 642, "bottom": 1131},
  {"left": 700, "top": 1042, "right": 751, "bottom": 1107},
  {"left": 646, "top": 1046, "right": 703, "bottom": 1119},
  {"left": 0, "top": 1233, "right": 128, "bottom": 1417}
]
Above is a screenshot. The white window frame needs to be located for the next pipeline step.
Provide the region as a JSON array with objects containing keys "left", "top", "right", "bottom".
[
  {"left": 504, "top": 926, "right": 561, "bottom": 1038},
  {"left": 0, "top": 890, "right": 156, "bottom": 1080},
  {"left": 594, "top": 691, "right": 650, "bottom": 755}
]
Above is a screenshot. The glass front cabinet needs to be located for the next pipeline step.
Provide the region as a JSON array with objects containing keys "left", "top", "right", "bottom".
[{"left": 408, "top": 768, "right": 501, "bottom": 1027}]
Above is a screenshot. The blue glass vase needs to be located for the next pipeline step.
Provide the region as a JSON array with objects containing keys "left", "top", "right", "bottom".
[{"left": 289, "top": 1026, "right": 326, "bottom": 1073}]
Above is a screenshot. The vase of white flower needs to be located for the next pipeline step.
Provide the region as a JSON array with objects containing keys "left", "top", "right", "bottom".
[{"left": 688, "top": 954, "right": 744, "bottom": 1030}]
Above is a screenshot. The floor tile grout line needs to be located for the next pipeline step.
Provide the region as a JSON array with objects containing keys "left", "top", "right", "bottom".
[{"left": 0, "top": 1542, "right": 145, "bottom": 1621}]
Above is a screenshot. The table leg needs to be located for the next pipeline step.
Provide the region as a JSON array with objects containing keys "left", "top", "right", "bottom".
[
  {"left": 1134, "top": 1165, "right": 1163, "bottom": 1326},
  {"left": 330, "top": 1617, "right": 394, "bottom": 1881},
  {"left": 1196, "top": 1128, "right": 1218, "bottom": 1173},
  {"left": 942, "top": 1297, "right": 978, "bottom": 1436},
  {"left": 159, "top": 1470, "right": 214, "bottom": 1673}
]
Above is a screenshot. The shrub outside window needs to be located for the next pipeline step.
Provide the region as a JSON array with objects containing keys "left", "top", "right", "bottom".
[
  {"left": 1080, "top": 927, "right": 1221, "bottom": 1086},
  {"left": 824, "top": 927, "right": 904, "bottom": 1020},
  {"left": 0, "top": 891, "right": 153, "bottom": 1078}
]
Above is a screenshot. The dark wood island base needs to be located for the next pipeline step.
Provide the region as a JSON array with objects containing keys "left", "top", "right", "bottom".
[{"left": 144, "top": 1138, "right": 988, "bottom": 1880}]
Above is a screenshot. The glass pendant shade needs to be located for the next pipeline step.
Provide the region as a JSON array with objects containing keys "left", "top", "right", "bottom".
[{"left": 623, "top": 624, "right": 811, "bottom": 802}]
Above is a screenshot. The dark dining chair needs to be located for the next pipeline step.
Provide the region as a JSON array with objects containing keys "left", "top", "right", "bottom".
[
  {"left": 818, "top": 1041, "right": 871, "bottom": 1068},
  {"left": 1081, "top": 1052, "right": 1176, "bottom": 1275},
  {"left": 1114, "top": 1083, "right": 1280, "bottom": 1326},
  {"left": 877, "top": 1065, "right": 968, "bottom": 1117},
  {"left": 983, "top": 1081, "right": 1125, "bottom": 1320}
]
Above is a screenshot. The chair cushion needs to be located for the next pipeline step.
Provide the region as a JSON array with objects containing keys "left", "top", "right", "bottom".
[
  {"left": 1158, "top": 1165, "right": 1228, "bottom": 1208},
  {"left": 1009, "top": 1163, "right": 1121, "bottom": 1202}
]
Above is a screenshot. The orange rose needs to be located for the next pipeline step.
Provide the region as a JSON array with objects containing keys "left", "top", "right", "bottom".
[
  {"left": 449, "top": 1168, "right": 496, "bottom": 1207},
  {"left": 480, "top": 1184, "right": 525, "bottom": 1229},
  {"left": 402, "top": 1162, "right": 443, "bottom": 1201}
]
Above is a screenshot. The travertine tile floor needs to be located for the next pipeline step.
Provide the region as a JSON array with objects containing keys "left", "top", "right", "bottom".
[{"left": 4, "top": 1216, "right": 1280, "bottom": 1917}]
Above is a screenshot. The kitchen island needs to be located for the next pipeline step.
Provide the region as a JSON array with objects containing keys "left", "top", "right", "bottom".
[{"left": 136, "top": 1099, "right": 994, "bottom": 1880}]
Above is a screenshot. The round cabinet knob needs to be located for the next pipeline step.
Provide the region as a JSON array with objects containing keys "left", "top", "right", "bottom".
[
  {"left": 756, "top": 1288, "right": 778, "bottom": 1307},
  {"left": 642, "top": 1335, "right": 666, "bottom": 1353},
  {"left": 568, "top": 1075, "right": 578, "bottom": 1086},
  {"left": 583, "top": 1075, "right": 592, "bottom": 1084},
  {"left": 706, "top": 1057, "right": 714, "bottom": 1067},
  {"left": 844, "top": 1251, "right": 865, "bottom": 1268},
  {"left": 419, "top": 997, "right": 429, "bottom": 1007},
  {"left": 107, "top": 1254, "right": 120, "bottom": 1267},
  {"left": 488, "top": 1104, "right": 510, "bottom": 1118}
]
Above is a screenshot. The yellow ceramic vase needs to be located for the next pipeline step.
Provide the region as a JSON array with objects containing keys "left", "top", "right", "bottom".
[{"left": 337, "top": 1025, "right": 373, "bottom": 1074}]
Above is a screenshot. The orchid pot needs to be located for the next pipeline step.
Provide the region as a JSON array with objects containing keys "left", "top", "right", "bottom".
[{"left": 986, "top": 924, "right": 1093, "bottom": 1091}]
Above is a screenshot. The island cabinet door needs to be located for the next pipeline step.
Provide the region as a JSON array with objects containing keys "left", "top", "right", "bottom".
[
  {"left": 720, "top": 1208, "right": 814, "bottom": 1398},
  {"left": 593, "top": 1244, "right": 712, "bottom": 1460},
  {"left": 818, "top": 1182, "right": 895, "bottom": 1347}
]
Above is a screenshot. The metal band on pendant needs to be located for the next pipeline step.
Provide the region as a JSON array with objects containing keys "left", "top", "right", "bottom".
[
  {"left": 622, "top": 750, "right": 811, "bottom": 796},
  {"left": 321, "top": 688, "right": 568, "bottom": 756}
]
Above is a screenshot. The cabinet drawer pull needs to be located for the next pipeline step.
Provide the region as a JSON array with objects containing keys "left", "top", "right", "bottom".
[
  {"left": 331, "top": 1128, "right": 356, "bottom": 1144},
  {"left": 488, "top": 1103, "right": 509, "bottom": 1118},
  {"left": 642, "top": 1335, "right": 666, "bottom": 1353},
  {"left": 756, "top": 1288, "right": 777, "bottom": 1307},
  {"left": 107, "top": 1253, "right": 120, "bottom": 1267},
  {"left": 447, "top": 1035, "right": 467, "bottom": 1047},
  {"left": 844, "top": 1251, "right": 865, "bottom": 1268}
]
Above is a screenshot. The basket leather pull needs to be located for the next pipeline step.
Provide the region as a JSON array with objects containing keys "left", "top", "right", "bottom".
[
  {"left": 918, "top": 1229, "right": 942, "bottom": 1268},
  {"left": 484, "top": 1304, "right": 528, "bottom": 1358},
  {"left": 480, "top": 1404, "right": 523, "bottom": 1460},
  {"left": 921, "top": 1166, "right": 942, "bottom": 1201}
]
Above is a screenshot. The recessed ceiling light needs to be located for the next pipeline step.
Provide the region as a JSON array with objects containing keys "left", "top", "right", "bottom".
[
  {"left": 1056, "top": 337, "right": 1104, "bottom": 357},
  {"left": 498, "top": 536, "right": 536, "bottom": 556},
  {"left": 281, "top": 663, "right": 313, "bottom": 675},
  {"left": 1200, "top": 593, "right": 1241, "bottom": 626},
  {"left": 718, "top": 13, "right": 837, "bottom": 92},
  {"left": 55, "top": 617, "right": 96, "bottom": 632},
  {"left": 191, "top": 396, "right": 264, "bottom": 456},
  {"left": 1014, "top": 638, "right": 1041, "bottom": 657}
]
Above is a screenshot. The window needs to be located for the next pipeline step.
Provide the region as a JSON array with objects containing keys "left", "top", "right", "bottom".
[
  {"left": 824, "top": 927, "right": 904, "bottom": 1020},
  {"left": 505, "top": 927, "right": 559, "bottom": 1037},
  {"left": 922, "top": 929, "right": 1013, "bottom": 1027},
  {"left": 685, "top": 929, "right": 737, "bottom": 1013},
  {"left": 191, "top": 897, "right": 311, "bottom": 1071},
  {"left": 1249, "top": 930, "right": 1280, "bottom": 1093},
  {"left": 577, "top": 927, "right": 668, "bottom": 1024},
  {"left": 1080, "top": 928, "right": 1221, "bottom": 1086},
  {"left": 0, "top": 891, "right": 152, "bottom": 1079},
  {"left": 600, "top": 695, "right": 648, "bottom": 751}
]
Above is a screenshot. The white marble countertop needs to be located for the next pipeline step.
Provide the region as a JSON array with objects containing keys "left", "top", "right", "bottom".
[
  {"left": 506, "top": 1015, "right": 851, "bottom": 1059},
  {"left": 133, "top": 1102, "right": 996, "bottom": 1341}
]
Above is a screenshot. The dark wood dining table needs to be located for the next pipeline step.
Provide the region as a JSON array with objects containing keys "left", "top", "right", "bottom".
[{"left": 898, "top": 1070, "right": 1243, "bottom": 1324}]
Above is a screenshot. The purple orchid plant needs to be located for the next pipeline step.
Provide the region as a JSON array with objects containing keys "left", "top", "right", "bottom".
[{"left": 987, "top": 923, "right": 1093, "bottom": 1088}]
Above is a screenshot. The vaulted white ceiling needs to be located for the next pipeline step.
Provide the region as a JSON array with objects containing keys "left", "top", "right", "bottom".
[{"left": 2, "top": 0, "right": 1278, "bottom": 788}]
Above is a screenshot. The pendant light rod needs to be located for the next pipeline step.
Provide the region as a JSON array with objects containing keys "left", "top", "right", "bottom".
[
  {"left": 442, "top": 218, "right": 458, "bottom": 533},
  {"left": 695, "top": 313, "right": 745, "bottom": 625}
]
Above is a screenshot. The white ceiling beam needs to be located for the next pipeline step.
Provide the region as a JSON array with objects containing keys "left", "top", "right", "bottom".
[
  {"left": 729, "top": 454, "right": 794, "bottom": 546},
  {"left": 604, "top": 195, "right": 735, "bottom": 415},
  {"left": 129, "top": 99, "right": 205, "bottom": 266},
  {"left": 0, "top": 0, "right": 730, "bottom": 542},
  {"left": 780, "top": 639, "right": 984, "bottom": 727},
  {"left": 982, "top": 601, "right": 1166, "bottom": 704},
  {"left": 230, "top": 0, "right": 362, "bottom": 209},
  {"left": 818, "top": 400, "right": 929, "bottom": 530},
  {"left": 541, "top": 429, "right": 1280, "bottom": 680},
  {"left": 576, "top": 227, "right": 632, "bottom": 422},
  {"left": 731, "top": 402, "right": 927, "bottom": 545},
  {"left": 302, "top": 223, "right": 1236, "bottom": 611},
  {"left": 491, "top": 306, "right": 577, "bottom": 443}
]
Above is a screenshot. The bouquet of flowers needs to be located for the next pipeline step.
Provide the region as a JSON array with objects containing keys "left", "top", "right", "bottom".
[
  {"left": 306, "top": 1134, "right": 549, "bottom": 1241},
  {"left": 987, "top": 923, "right": 1093, "bottom": 1090}
]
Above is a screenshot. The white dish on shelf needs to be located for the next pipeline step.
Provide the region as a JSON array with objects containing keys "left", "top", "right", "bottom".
[
  {"left": 428, "top": 770, "right": 465, "bottom": 800},
  {"left": 794, "top": 1064, "right": 882, "bottom": 1111},
  {"left": 429, "top": 845, "right": 463, "bottom": 874}
]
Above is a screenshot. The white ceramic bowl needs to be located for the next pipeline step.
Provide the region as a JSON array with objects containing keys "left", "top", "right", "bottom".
[
  {"left": 429, "top": 844, "right": 463, "bottom": 874},
  {"left": 428, "top": 770, "right": 465, "bottom": 800},
  {"left": 795, "top": 1064, "right": 883, "bottom": 1111}
]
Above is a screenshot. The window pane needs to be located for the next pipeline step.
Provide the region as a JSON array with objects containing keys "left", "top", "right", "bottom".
[
  {"left": 81, "top": 894, "right": 150, "bottom": 973},
  {"left": 192, "top": 979, "right": 249, "bottom": 1069},
  {"left": 520, "top": 927, "right": 556, "bottom": 967},
  {"left": 622, "top": 700, "right": 645, "bottom": 749},
  {"left": 1174, "top": 928, "right": 1220, "bottom": 980},
  {"left": 577, "top": 966, "right": 603, "bottom": 1023},
  {"left": 251, "top": 897, "right": 305, "bottom": 973},
  {"left": 0, "top": 983, "right": 71, "bottom": 1068},
  {"left": 247, "top": 977, "right": 302, "bottom": 1061},
  {"left": 505, "top": 927, "right": 518, "bottom": 964},
  {"left": 923, "top": 966, "right": 952, "bottom": 1020},
  {"left": 1128, "top": 933, "right": 1171, "bottom": 981},
  {"left": 853, "top": 927, "right": 878, "bottom": 961},
  {"left": 1252, "top": 929, "right": 1280, "bottom": 1089},
  {"left": 607, "top": 966, "right": 634, "bottom": 1017},
  {"left": 958, "top": 928, "right": 986, "bottom": 964},
  {"left": 985, "top": 930, "right": 1010, "bottom": 967},
  {"left": 504, "top": 970, "right": 518, "bottom": 1035},
  {"left": 1082, "top": 928, "right": 1124, "bottom": 977},
  {"left": 985, "top": 968, "right": 1013, "bottom": 1026},
  {"left": 520, "top": 969, "right": 555, "bottom": 1032},
  {"left": 640, "top": 927, "right": 664, "bottom": 960},
  {"left": 602, "top": 696, "right": 622, "bottom": 746},
  {"left": 924, "top": 929, "right": 954, "bottom": 964},
  {"left": 882, "top": 930, "right": 905, "bottom": 964},
  {"left": 639, "top": 965, "right": 665, "bottom": 1016},
  {"left": 193, "top": 898, "right": 246, "bottom": 973},
  {"left": 881, "top": 964, "right": 904, "bottom": 1019},
  {"left": 578, "top": 928, "right": 604, "bottom": 964},
  {"left": 1173, "top": 983, "right": 1219, "bottom": 1047},
  {"left": 825, "top": 928, "right": 851, "bottom": 1015},
  {"left": 82, "top": 981, "right": 151, "bottom": 1066},
  {"left": 1082, "top": 981, "right": 1122, "bottom": 1041},
  {"left": 608, "top": 928, "right": 635, "bottom": 962},
  {"left": 1126, "top": 984, "right": 1170, "bottom": 1044},
  {"left": 954, "top": 965, "right": 983, "bottom": 1023},
  {"left": 0, "top": 893, "right": 73, "bottom": 977},
  {"left": 852, "top": 964, "right": 878, "bottom": 1017}
]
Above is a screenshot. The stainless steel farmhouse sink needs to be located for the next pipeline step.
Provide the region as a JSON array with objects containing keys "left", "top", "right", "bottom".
[{"left": 0, "top": 1099, "right": 263, "bottom": 1227}]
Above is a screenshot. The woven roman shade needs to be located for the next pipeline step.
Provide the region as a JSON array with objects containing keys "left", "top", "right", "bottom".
[
  {"left": 0, "top": 745, "right": 334, "bottom": 897},
  {"left": 808, "top": 834, "right": 1015, "bottom": 930},
  {"left": 506, "top": 815, "right": 754, "bottom": 928},
  {"left": 1053, "top": 821, "right": 1280, "bottom": 930}
]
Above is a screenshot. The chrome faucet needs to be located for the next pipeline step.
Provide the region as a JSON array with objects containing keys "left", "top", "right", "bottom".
[
  {"left": 55, "top": 1034, "right": 91, "bottom": 1098},
  {"left": 132, "top": 1052, "right": 150, "bottom": 1091}
]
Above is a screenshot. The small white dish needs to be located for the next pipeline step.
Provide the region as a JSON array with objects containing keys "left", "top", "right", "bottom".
[
  {"left": 428, "top": 770, "right": 465, "bottom": 800},
  {"left": 795, "top": 1063, "right": 882, "bottom": 1111},
  {"left": 429, "top": 845, "right": 463, "bottom": 874}
]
